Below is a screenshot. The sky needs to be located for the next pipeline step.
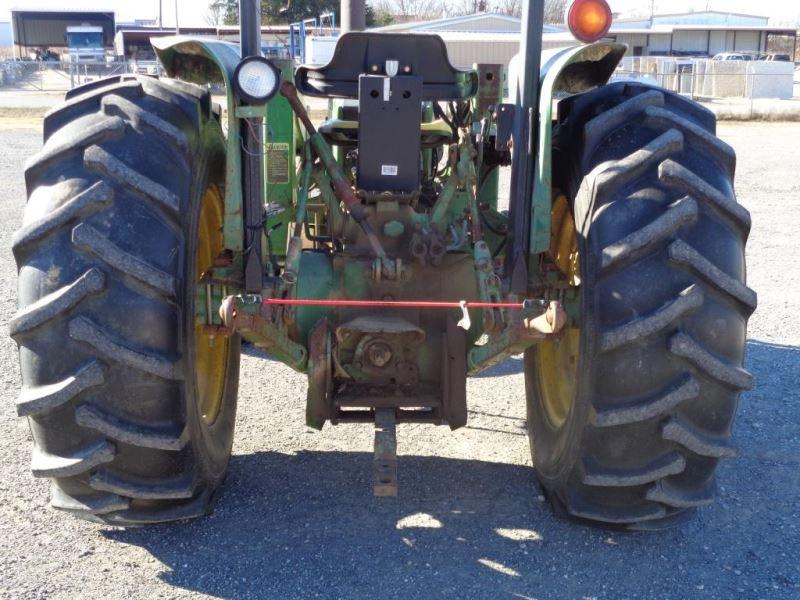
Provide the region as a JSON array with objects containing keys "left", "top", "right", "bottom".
[{"left": 1, "top": 0, "right": 799, "bottom": 27}]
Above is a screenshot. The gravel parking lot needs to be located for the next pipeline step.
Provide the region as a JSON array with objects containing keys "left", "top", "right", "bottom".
[{"left": 0, "top": 120, "right": 798, "bottom": 599}]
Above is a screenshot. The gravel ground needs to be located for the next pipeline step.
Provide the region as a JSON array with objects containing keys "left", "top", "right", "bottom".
[
  {"left": 0, "top": 92, "right": 62, "bottom": 110},
  {"left": 0, "top": 121, "right": 798, "bottom": 599}
]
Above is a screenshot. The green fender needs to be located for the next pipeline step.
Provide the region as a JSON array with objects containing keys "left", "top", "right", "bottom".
[
  {"left": 530, "top": 42, "right": 627, "bottom": 255},
  {"left": 152, "top": 36, "right": 246, "bottom": 252},
  {"left": 153, "top": 36, "right": 298, "bottom": 259}
]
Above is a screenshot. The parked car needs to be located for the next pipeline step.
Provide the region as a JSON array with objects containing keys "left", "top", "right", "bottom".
[
  {"left": 130, "top": 50, "right": 159, "bottom": 75},
  {"left": 713, "top": 53, "right": 752, "bottom": 61},
  {"left": 756, "top": 53, "right": 792, "bottom": 61}
]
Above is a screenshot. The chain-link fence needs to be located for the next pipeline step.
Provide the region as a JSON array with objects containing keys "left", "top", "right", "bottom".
[
  {"left": 0, "top": 60, "right": 164, "bottom": 92},
  {"left": 614, "top": 56, "right": 798, "bottom": 100},
  {"left": 2, "top": 56, "right": 798, "bottom": 100}
]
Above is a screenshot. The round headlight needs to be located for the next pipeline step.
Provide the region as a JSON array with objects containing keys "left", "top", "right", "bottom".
[{"left": 234, "top": 56, "right": 281, "bottom": 105}]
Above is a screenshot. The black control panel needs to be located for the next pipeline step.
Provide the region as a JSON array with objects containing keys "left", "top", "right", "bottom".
[{"left": 357, "top": 74, "right": 422, "bottom": 194}]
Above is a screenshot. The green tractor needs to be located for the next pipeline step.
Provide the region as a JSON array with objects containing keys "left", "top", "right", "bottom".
[{"left": 11, "top": 0, "right": 755, "bottom": 529}]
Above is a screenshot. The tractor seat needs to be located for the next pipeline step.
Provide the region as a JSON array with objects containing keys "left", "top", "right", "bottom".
[
  {"left": 319, "top": 118, "right": 453, "bottom": 148},
  {"left": 296, "top": 32, "right": 478, "bottom": 101}
]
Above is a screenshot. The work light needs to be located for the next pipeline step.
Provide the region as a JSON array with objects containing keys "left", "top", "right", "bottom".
[
  {"left": 233, "top": 56, "right": 281, "bottom": 105},
  {"left": 566, "top": 0, "right": 613, "bottom": 43}
]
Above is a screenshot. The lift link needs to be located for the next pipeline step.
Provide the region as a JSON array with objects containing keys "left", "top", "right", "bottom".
[
  {"left": 219, "top": 295, "right": 308, "bottom": 371},
  {"left": 283, "top": 143, "right": 314, "bottom": 286},
  {"left": 467, "top": 299, "right": 566, "bottom": 374},
  {"left": 473, "top": 240, "right": 505, "bottom": 334},
  {"left": 462, "top": 129, "right": 505, "bottom": 335}
]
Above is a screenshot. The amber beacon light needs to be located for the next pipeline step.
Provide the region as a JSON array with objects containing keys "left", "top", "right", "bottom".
[{"left": 566, "top": 0, "right": 613, "bottom": 43}]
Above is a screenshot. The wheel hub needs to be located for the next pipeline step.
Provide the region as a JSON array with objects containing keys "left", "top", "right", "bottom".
[{"left": 537, "top": 193, "right": 581, "bottom": 429}]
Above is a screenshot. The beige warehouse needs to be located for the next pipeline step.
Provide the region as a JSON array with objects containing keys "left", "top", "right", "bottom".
[
  {"left": 370, "top": 9, "right": 797, "bottom": 70},
  {"left": 433, "top": 31, "right": 521, "bottom": 70},
  {"left": 370, "top": 12, "right": 562, "bottom": 71}
]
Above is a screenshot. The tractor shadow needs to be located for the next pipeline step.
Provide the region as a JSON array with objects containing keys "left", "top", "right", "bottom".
[
  {"left": 103, "top": 340, "right": 800, "bottom": 598},
  {"left": 472, "top": 354, "right": 525, "bottom": 377},
  {"left": 105, "top": 451, "right": 559, "bottom": 598}
]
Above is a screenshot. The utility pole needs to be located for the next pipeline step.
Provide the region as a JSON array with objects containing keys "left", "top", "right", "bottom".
[
  {"left": 158, "top": 0, "right": 163, "bottom": 28},
  {"left": 174, "top": 0, "right": 180, "bottom": 33},
  {"left": 341, "top": 0, "right": 366, "bottom": 33}
]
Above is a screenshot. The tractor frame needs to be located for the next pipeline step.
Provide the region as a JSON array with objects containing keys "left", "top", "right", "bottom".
[{"left": 148, "top": 3, "right": 627, "bottom": 494}]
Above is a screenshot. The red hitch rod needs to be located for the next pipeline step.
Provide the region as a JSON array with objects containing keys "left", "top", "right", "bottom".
[
  {"left": 262, "top": 298, "right": 530, "bottom": 310},
  {"left": 221, "top": 297, "right": 563, "bottom": 335}
]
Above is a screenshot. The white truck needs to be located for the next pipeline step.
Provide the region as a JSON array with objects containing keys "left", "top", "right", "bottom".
[{"left": 66, "top": 25, "right": 106, "bottom": 64}]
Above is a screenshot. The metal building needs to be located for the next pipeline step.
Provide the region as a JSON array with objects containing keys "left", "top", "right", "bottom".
[
  {"left": 370, "top": 12, "right": 561, "bottom": 70},
  {"left": 112, "top": 25, "right": 291, "bottom": 61},
  {"left": 572, "top": 11, "right": 796, "bottom": 59},
  {"left": 10, "top": 9, "right": 116, "bottom": 57},
  {"left": 608, "top": 26, "right": 796, "bottom": 59}
]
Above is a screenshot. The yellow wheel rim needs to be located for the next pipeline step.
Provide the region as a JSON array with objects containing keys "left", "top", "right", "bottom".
[
  {"left": 195, "top": 184, "right": 228, "bottom": 426},
  {"left": 537, "top": 193, "right": 581, "bottom": 429},
  {"left": 536, "top": 329, "right": 580, "bottom": 428}
]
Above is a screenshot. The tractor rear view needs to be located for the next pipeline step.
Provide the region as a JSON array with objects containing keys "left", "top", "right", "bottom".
[{"left": 11, "top": 0, "right": 755, "bottom": 529}]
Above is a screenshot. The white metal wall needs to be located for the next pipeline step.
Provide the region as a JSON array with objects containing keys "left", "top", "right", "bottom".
[
  {"left": 672, "top": 30, "right": 710, "bottom": 53},
  {"left": 614, "top": 33, "right": 648, "bottom": 55},
  {"left": 444, "top": 40, "right": 520, "bottom": 69},
  {"left": 733, "top": 30, "right": 760, "bottom": 52},
  {"left": 649, "top": 34, "right": 672, "bottom": 53},
  {"left": 709, "top": 31, "right": 726, "bottom": 55},
  {"left": 608, "top": 27, "right": 776, "bottom": 57}
]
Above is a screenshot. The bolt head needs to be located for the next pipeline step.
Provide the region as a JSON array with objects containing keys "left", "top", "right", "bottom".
[{"left": 366, "top": 342, "right": 393, "bottom": 368}]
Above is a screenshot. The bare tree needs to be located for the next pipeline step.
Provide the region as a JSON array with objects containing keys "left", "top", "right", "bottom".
[
  {"left": 377, "top": 0, "right": 566, "bottom": 21},
  {"left": 494, "top": 0, "right": 566, "bottom": 22},
  {"left": 543, "top": 0, "right": 567, "bottom": 24},
  {"left": 445, "top": 0, "right": 490, "bottom": 16},
  {"left": 205, "top": 3, "right": 223, "bottom": 26},
  {"left": 373, "top": 0, "right": 443, "bottom": 19},
  {"left": 495, "top": 0, "right": 521, "bottom": 18},
  {"left": 206, "top": 0, "right": 238, "bottom": 26}
]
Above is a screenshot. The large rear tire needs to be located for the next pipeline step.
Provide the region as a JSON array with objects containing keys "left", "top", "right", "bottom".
[
  {"left": 526, "top": 82, "right": 756, "bottom": 529},
  {"left": 11, "top": 75, "right": 240, "bottom": 525}
]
